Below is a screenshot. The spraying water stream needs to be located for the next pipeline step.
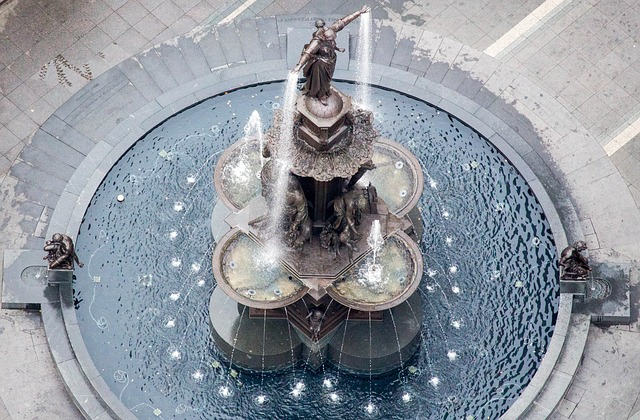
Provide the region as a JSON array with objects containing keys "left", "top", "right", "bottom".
[
  {"left": 361, "top": 219, "right": 384, "bottom": 286},
  {"left": 263, "top": 72, "right": 299, "bottom": 261},
  {"left": 355, "top": 12, "right": 372, "bottom": 109}
]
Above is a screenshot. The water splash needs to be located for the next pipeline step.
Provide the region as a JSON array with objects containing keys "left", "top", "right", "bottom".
[
  {"left": 168, "top": 346, "right": 182, "bottom": 360},
  {"left": 244, "top": 110, "right": 265, "bottom": 168},
  {"left": 367, "top": 219, "right": 384, "bottom": 265},
  {"left": 359, "top": 220, "right": 385, "bottom": 287},
  {"left": 218, "top": 386, "right": 232, "bottom": 398},
  {"left": 191, "top": 370, "right": 204, "bottom": 382},
  {"left": 355, "top": 11, "right": 372, "bottom": 109},
  {"left": 364, "top": 401, "right": 377, "bottom": 415},
  {"left": 291, "top": 380, "right": 305, "bottom": 397},
  {"left": 359, "top": 263, "right": 383, "bottom": 286}
]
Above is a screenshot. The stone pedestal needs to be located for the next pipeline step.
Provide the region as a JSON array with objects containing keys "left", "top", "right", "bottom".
[
  {"left": 327, "top": 292, "right": 423, "bottom": 375},
  {"left": 299, "top": 176, "right": 344, "bottom": 226},
  {"left": 47, "top": 269, "right": 73, "bottom": 285},
  {"left": 209, "top": 287, "right": 303, "bottom": 371},
  {"left": 296, "top": 90, "right": 351, "bottom": 152},
  {"left": 210, "top": 286, "right": 423, "bottom": 375},
  {"left": 1, "top": 250, "right": 57, "bottom": 309}
]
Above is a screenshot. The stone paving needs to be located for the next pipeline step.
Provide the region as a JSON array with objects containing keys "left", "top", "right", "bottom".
[{"left": 1, "top": 0, "right": 640, "bottom": 418}]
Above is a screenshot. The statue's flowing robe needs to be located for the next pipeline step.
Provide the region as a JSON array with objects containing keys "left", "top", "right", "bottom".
[{"left": 303, "top": 38, "right": 337, "bottom": 99}]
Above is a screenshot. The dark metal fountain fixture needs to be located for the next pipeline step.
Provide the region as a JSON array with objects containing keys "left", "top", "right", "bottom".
[{"left": 210, "top": 6, "right": 425, "bottom": 373}]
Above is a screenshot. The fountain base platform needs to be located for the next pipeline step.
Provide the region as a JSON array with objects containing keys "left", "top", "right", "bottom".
[{"left": 209, "top": 286, "right": 422, "bottom": 374}]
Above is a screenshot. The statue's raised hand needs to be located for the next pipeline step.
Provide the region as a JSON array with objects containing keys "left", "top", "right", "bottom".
[{"left": 361, "top": 5, "right": 371, "bottom": 14}]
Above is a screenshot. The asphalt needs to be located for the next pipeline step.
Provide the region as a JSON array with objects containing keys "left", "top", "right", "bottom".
[{"left": 1, "top": 0, "right": 640, "bottom": 418}]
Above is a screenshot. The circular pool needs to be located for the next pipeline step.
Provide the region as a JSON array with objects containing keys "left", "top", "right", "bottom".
[{"left": 74, "top": 81, "right": 558, "bottom": 419}]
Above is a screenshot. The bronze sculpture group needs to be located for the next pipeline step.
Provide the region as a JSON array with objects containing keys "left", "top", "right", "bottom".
[
  {"left": 559, "top": 240, "right": 591, "bottom": 279},
  {"left": 43, "top": 233, "right": 83, "bottom": 270}
]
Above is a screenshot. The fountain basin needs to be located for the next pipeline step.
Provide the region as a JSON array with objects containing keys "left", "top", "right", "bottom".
[
  {"left": 327, "top": 231, "right": 423, "bottom": 311},
  {"left": 359, "top": 138, "right": 423, "bottom": 217},
  {"left": 212, "top": 209, "right": 421, "bottom": 312},
  {"left": 212, "top": 228, "right": 308, "bottom": 309},
  {"left": 73, "top": 81, "right": 558, "bottom": 419},
  {"left": 214, "top": 137, "right": 423, "bottom": 216},
  {"left": 214, "top": 137, "right": 263, "bottom": 211}
]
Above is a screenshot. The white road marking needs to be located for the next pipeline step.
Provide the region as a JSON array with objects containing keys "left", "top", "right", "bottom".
[
  {"left": 219, "top": 0, "right": 260, "bottom": 25},
  {"left": 603, "top": 116, "right": 640, "bottom": 156},
  {"left": 484, "top": 0, "right": 572, "bottom": 58}
]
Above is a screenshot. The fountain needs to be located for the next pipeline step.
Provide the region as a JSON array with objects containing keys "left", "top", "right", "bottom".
[
  {"left": 210, "top": 5, "right": 424, "bottom": 373},
  {"left": 64, "top": 8, "right": 559, "bottom": 419}
]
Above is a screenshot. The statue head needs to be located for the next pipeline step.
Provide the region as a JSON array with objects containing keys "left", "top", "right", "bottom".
[
  {"left": 315, "top": 19, "right": 325, "bottom": 29},
  {"left": 573, "top": 240, "right": 587, "bottom": 251},
  {"left": 52, "top": 233, "right": 63, "bottom": 242}
]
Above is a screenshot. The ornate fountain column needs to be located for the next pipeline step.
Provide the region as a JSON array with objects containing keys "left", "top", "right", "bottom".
[{"left": 209, "top": 7, "right": 425, "bottom": 374}]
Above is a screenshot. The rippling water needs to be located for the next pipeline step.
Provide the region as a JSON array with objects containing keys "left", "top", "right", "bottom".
[{"left": 74, "top": 82, "right": 558, "bottom": 419}]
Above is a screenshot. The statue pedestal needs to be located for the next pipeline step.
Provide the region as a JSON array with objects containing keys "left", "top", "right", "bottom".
[
  {"left": 296, "top": 89, "right": 351, "bottom": 152},
  {"left": 209, "top": 286, "right": 423, "bottom": 374},
  {"left": 47, "top": 269, "right": 73, "bottom": 286}
]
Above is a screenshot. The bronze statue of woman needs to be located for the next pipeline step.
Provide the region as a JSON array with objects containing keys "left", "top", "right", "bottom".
[{"left": 292, "top": 5, "right": 370, "bottom": 105}]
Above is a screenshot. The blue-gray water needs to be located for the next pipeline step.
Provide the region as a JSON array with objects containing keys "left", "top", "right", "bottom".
[{"left": 74, "top": 82, "right": 558, "bottom": 419}]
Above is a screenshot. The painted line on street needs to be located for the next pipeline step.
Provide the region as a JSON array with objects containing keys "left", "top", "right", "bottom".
[
  {"left": 484, "top": 0, "right": 573, "bottom": 58},
  {"left": 603, "top": 116, "right": 640, "bottom": 156},
  {"left": 219, "top": 0, "right": 260, "bottom": 25}
]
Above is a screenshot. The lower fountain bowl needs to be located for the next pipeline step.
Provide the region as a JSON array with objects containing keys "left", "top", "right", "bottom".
[
  {"left": 327, "top": 292, "right": 423, "bottom": 375},
  {"left": 326, "top": 230, "right": 424, "bottom": 312},
  {"left": 209, "top": 286, "right": 423, "bottom": 374}
]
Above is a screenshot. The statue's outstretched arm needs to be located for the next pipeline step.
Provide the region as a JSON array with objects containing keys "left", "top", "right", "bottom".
[
  {"left": 292, "top": 38, "right": 321, "bottom": 73},
  {"left": 329, "top": 5, "right": 370, "bottom": 32}
]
